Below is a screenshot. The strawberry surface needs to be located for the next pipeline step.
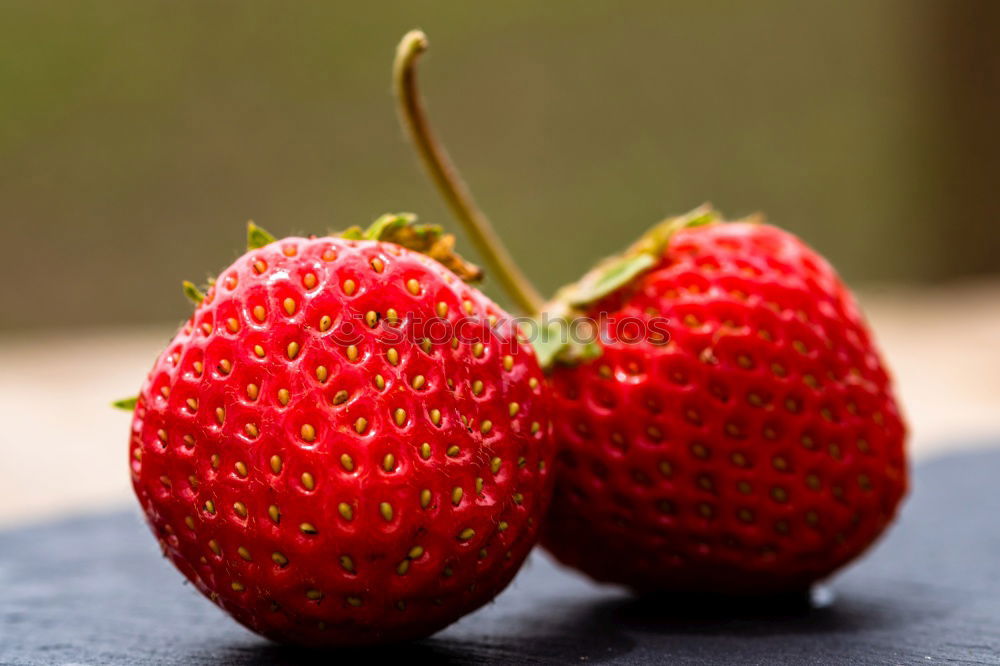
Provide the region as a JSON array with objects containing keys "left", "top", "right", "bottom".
[
  {"left": 129, "top": 234, "right": 553, "bottom": 645},
  {"left": 542, "top": 221, "right": 907, "bottom": 594}
]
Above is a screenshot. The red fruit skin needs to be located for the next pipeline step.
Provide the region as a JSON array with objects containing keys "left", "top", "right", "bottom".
[
  {"left": 129, "top": 237, "right": 553, "bottom": 646},
  {"left": 542, "top": 223, "right": 907, "bottom": 594}
]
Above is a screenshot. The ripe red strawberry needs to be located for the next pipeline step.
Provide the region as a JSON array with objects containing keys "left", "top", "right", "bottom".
[
  {"left": 125, "top": 216, "right": 553, "bottom": 645},
  {"left": 538, "top": 208, "right": 907, "bottom": 594},
  {"left": 390, "top": 30, "right": 906, "bottom": 595}
]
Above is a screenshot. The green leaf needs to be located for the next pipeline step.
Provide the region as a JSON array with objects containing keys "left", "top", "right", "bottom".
[
  {"left": 112, "top": 396, "right": 138, "bottom": 411},
  {"left": 182, "top": 280, "right": 205, "bottom": 305},
  {"left": 247, "top": 221, "right": 276, "bottom": 249},
  {"left": 566, "top": 254, "right": 656, "bottom": 308},
  {"left": 363, "top": 213, "right": 417, "bottom": 240}
]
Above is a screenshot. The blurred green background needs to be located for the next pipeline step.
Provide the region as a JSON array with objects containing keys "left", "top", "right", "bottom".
[{"left": 1, "top": 0, "right": 998, "bottom": 330}]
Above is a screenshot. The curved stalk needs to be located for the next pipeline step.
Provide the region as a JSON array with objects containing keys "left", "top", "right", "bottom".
[{"left": 393, "top": 30, "right": 544, "bottom": 315}]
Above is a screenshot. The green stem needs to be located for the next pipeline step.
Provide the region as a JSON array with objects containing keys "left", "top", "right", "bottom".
[{"left": 393, "top": 30, "right": 544, "bottom": 316}]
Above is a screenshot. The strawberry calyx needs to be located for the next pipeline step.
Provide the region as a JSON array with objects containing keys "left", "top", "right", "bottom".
[
  {"left": 341, "top": 213, "right": 483, "bottom": 282},
  {"left": 533, "top": 205, "right": 719, "bottom": 369}
]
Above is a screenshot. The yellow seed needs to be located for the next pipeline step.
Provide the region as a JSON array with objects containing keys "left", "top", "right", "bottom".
[
  {"left": 513, "top": 492, "right": 523, "bottom": 504},
  {"left": 347, "top": 596, "right": 362, "bottom": 607},
  {"left": 508, "top": 402, "right": 520, "bottom": 417},
  {"left": 244, "top": 423, "right": 258, "bottom": 438},
  {"left": 184, "top": 516, "right": 195, "bottom": 530},
  {"left": 218, "top": 359, "right": 232, "bottom": 374},
  {"left": 319, "top": 315, "right": 332, "bottom": 331},
  {"left": 530, "top": 421, "right": 541, "bottom": 434},
  {"left": 340, "top": 555, "right": 354, "bottom": 572},
  {"left": 371, "top": 257, "right": 384, "bottom": 273},
  {"left": 303, "top": 273, "right": 317, "bottom": 289},
  {"left": 502, "top": 355, "right": 514, "bottom": 371},
  {"left": 340, "top": 453, "right": 354, "bottom": 471},
  {"left": 346, "top": 345, "right": 359, "bottom": 362},
  {"left": 436, "top": 302, "right": 448, "bottom": 317},
  {"left": 338, "top": 503, "right": 353, "bottom": 520},
  {"left": 253, "top": 258, "right": 267, "bottom": 274},
  {"left": 185, "top": 397, "right": 198, "bottom": 411},
  {"left": 394, "top": 408, "right": 406, "bottom": 426},
  {"left": 208, "top": 539, "right": 220, "bottom": 555},
  {"left": 269, "top": 455, "right": 282, "bottom": 474},
  {"left": 343, "top": 279, "right": 356, "bottom": 295},
  {"left": 193, "top": 361, "right": 204, "bottom": 375},
  {"left": 480, "top": 420, "right": 493, "bottom": 434},
  {"left": 472, "top": 342, "right": 484, "bottom": 358},
  {"left": 406, "top": 278, "right": 420, "bottom": 295},
  {"left": 233, "top": 501, "right": 247, "bottom": 517},
  {"left": 354, "top": 417, "right": 368, "bottom": 434},
  {"left": 397, "top": 560, "right": 410, "bottom": 575},
  {"left": 286, "top": 341, "right": 300, "bottom": 359},
  {"left": 282, "top": 299, "right": 297, "bottom": 317},
  {"left": 446, "top": 445, "right": 460, "bottom": 457},
  {"left": 458, "top": 528, "right": 475, "bottom": 541},
  {"left": 306, "top": 589, "right": 323, "bottom": 601},
  {"left": 451, "top": 487, "right": 463, "bottom": 505},
  {"left": 226, "top": 318, "right": 239, "bottom": 333},
  {"left": 490, "top": 457, "right": 502, "bottom": 474},
  {"left": 387, "top": 348, "right": 399, "bottom": 366},
  {"left": 232, "top": 581, "right": 245, "bottom": 592},
  {"left": 272, "top": 552, "right": 288, "bottom": 566},
  {"left": 379, "top": 502, "right": 393, "bottom": 521},
  {"left": 365, "top": 310, "right": 378, "bottom": 328},
  {"left": 428, "top": 409, "right": 441, "bottom": 426},
  {"left": 411, "top": 375, "right": 426, "bottom": 390},
  {"left": 475, "top": 477, "right": 484, "bottom": 493},
  {"left": 204, "top": 500, "right": 215, "bottom": 514},
  {"left": 300, "top": 424, "right": 316, "bottom": 442},
  {"left": 471, "top": 380, "right": 485, "bottom": 396},
  {"left": 463, "top": 300, "right": 474, "bottom": 314},
  {"left": 419, "top": 443, "right": 431, "bottom": 459},
  {"left": 386, "top": 308, "right": 399, "bottom": 325},
  {"left": 420, "top": 489, "right": 432, "bottom": 508},
  {"left": 253, "top": 345, "right": 265, "bottom": 358},
  {"left": 498, "top": 521, "right": 509, "bottom": 531},
  {"left": 315, "top": 365, "right": 328, "bottom": 382},
  {"left": 246, "top": 383, "right": 259, "bottom": 400},
  {"left": 238, "top": 546, "right": 251, "bottom": 561},
  {"left": 374, "top": 374, "right": 385, "bottom": 390},
  {"left": 210, "top": 454, "right": 220, "bottom": 468},
  {"left": 529, "top": 377, "right": 539, "bottom": 390},
  {"left": 300, "top": 522, "right": 317, "bottom": 534},
  {"left": 253, "top": 305, "right": 266, "bottom": 322},
  {"left": 383, "top": 454, "right": 395, "bottom": 472},
  {"left": 268, "top": 505, "right": 280, "bottom": 523},
  {"left": 301, "top": 472, "right": 315, "bottom": 490},
  {"left": 234, "top": 461, "right": 248, "bottom": 477},
  {"left": 277, "top": 388, "right": 290, "bottom": 405},
  {"left": 408, "top": 546, "right": 424, "bottom": 559}
]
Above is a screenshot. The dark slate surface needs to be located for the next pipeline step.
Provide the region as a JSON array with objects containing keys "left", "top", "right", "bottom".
[{"left": 2, "top": 449, "right": 1000, "bottom": 665}]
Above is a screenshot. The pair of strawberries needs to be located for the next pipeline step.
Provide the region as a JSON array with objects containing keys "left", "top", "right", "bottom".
[{"left": 123, "top": 32, "right": 906, "bottom": 646}]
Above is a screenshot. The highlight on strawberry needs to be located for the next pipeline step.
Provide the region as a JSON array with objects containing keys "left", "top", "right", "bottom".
[
  {"left": 118, "top": 211, "right": 554, "bottom": 645},
  {"left": 394, "top": 30, "right": 908, "bottom": 596}
]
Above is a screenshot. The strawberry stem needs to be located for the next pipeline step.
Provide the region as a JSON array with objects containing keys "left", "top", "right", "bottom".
[{"left": 393, "top": 30, "right": 543, "bottom": 316}]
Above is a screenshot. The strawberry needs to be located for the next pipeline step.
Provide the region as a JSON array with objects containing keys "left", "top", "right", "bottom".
[
  {"left": 537, "top": 208, "right": 908, "bottom": 593},
  {"left": 124, "top": 215, "right": 553, "bottom": 646},
  {"left": 392, "top": 30, "right": 906, "bottom": 596}
]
